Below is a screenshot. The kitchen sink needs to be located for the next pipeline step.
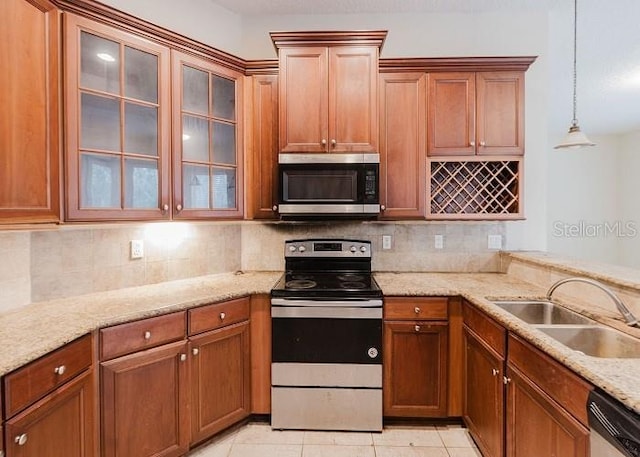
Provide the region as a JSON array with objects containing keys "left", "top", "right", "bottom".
[
  {"left": 492, "top": 300, "right": 596, "bottom": 325},
  {"left": 536, "top": 325, "right": 640, "bottom": 358}
]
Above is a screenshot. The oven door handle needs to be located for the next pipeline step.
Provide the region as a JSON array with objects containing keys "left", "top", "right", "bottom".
[
  {"left": 271, "top": 299, "right": 383, "bottom": 307},
  {"left": 272, "top": 306, "right": 382, "bottom": 319}
]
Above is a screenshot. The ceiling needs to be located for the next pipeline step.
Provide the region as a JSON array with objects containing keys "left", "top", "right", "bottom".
[{"left": 210, "top": 0, "right": 640, "bottom": 137}]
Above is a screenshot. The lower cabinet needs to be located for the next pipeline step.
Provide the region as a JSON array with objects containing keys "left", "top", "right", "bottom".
[
  {"left": 384, "top": 297, "right": 449, "bottom": 417},
  {"left": 101, "top": 340, "right": 190, "bottom": 457},
  {"left": 189, "top": 320, "right": 250, "bottom": 445},
  {"left": 4, "top": 369, "right": 95, "bottom": 457},
  {"left": 462, "top": 300, "right": 592, "bottom": 457}
]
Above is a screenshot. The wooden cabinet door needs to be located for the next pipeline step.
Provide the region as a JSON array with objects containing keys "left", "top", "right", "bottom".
[
  {"left": 171, "top": 50, "right": 244, "bottom": 219},
  {"left": 477, "top": 72, "right": 524, "bottom": 155},
  {"left": 189, "top": 320, "right": 250, "bottom": 445},
  {"left": 5, "top": 370, "right": 96, "bottom": 457},
  {"left": 506, "top": 365, "right": 589, "bottom": 457},
  {"left": 383, "top": 321, "right": 448, "bottom": 417},
  {"left": 463, "top": 326, "right": 505, "bottom": 457},
  {"left": 64, "top": 14, "right": 171, "bottom": 221},
  {"left": 278, "top": 47, "right": 328, "bottom": 153},
  {"left": 247, "top": 74, "right": 279, "bottom": 219},
  {"left": 427, "top": 72, "right": 476, "bottom": 156},
  {"left": 379, "top": 73, "right": 426, "bottom": 219},
  {"left": 329, "top": 47, "right": 378, "bottom": 153},
  {"left": 0, "top": 0, "right": 60, "bottom": 223},
  {"left": 101, "top": 341, "right": 189, "bottom": 457}
]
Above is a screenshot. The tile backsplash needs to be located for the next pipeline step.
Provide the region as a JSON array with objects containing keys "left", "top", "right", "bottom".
[{"left": 0, "top": 220, "right": 504, "bottom": 311}]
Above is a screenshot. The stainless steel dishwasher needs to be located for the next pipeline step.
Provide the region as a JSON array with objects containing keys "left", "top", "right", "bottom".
[{"left": 588, "top": 389, "right": 640, "bottom": 456}]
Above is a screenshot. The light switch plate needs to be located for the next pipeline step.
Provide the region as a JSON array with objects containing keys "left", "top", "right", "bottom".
[
  {"left": 130, "top": 240, "right": 144, "bottom": 259},
  {"left": 488, "top": 235, "right": 502, "bottom": 250},
  {"left": 382, "top": 235, "right": 392, "bottom": 250},
  {"left": 434, "top": 234, "right": 444, "bottom": 249}
]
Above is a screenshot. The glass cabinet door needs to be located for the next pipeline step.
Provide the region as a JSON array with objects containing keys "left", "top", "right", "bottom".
[
  {"left": 65, "top": 14, "right": 170, "bottom": 220},
  {"left": 172, "top": 51, "right": 244, "bottom": 218}
]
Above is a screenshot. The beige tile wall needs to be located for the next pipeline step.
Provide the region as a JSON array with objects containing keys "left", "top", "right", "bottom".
[{"left": 0, "top": 232, "right": 31, "bottom": 312}]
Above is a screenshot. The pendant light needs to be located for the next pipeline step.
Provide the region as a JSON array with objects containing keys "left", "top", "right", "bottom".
[{"left": 554, "top": 0, "right": 595, "bottom": 149}]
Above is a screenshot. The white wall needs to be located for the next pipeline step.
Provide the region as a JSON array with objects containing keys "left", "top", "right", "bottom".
[
  {"left": 98, "top": 0, "right": 243, "bottom": 56},
  {"left": 617, "top": 130, "right": 640, "bottom": 269}
]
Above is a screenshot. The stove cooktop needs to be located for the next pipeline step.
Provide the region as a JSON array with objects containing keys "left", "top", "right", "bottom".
[{"left": 270, "top": 271, "right": 383, "bottom": 299}]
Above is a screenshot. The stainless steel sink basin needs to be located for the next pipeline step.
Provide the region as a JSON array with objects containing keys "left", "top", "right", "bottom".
[
  {"left": 492, "top": 300, "right": 596, "bottom": 325},
  {"left": 536, "top": 325, "right": 640, "bottom": 358}
]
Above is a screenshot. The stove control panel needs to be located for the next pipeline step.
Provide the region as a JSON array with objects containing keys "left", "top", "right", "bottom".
[{"left": 285, "top": 239, "right": 372, "bottom": 258}]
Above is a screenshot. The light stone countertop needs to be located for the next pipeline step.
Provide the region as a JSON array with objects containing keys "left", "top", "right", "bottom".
[{"left": 1, "top": 270, "right": 639, "bottom": 415}]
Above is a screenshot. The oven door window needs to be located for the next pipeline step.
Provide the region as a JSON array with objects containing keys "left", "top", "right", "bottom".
[
  {"left": 272, "top": 317, "right": 382, "bottom": 364},
  {"left": 282, "top": 168, "right": 358, "bottom": 203}
]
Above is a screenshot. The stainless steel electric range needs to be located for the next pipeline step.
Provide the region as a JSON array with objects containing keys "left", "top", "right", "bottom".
[{"left": 270, "top": 239, "right": 383, "bottom": 432}]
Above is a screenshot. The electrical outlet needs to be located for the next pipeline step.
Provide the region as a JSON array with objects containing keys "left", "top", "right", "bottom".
[
  {"left": 434, "top": 234, "right": 444, "bottom": 249},
  {"left": 382, "top": 235, "right": 392, "bottom": 250},
  {"left": 488, "top": 235, "right": 503, "bottom": 250},
  {"left": 130, "top": 240, "right": 144, "bottom": 259}
]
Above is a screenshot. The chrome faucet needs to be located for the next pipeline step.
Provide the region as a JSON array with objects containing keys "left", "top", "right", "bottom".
[{"left": 546, "top": 277, "right": 639, "bottom": 327}]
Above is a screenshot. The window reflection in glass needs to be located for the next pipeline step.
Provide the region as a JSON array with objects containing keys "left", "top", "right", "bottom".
[
  {"left": 81, "top": 153, "right": 120, "bottom": 208},
  {"left": 124, "top": 46, "right": 158, "bottom": 103},
  {"left": 182, "top": 115, "right": 209, "bottom": 162},
  {"left": 183, "top": 164, "right": 210, "bottom": 209},
  {"left": 213, "top": 168, "right": 236, "bottom": 209},
  {"left": 124, "top": 158, "right": 158, "bottom": 208},
  {"left": 125, "top": 102, "right": 158, "bottom": 156},
  {"left": 80, "top": 32, "right": 120, "bottom": 94},
  {"left": 81, "top": 93, "right": 120, "bottom": 151}
]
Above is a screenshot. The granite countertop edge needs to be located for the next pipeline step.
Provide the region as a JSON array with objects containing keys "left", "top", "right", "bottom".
[{"left": 1, "top": 270, "right": 639, "bottom": 415}]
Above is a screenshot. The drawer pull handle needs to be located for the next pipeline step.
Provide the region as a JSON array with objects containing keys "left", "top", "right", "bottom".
[
  {"left": 144, "top": 331, "right": 151, "bottom": 340},
  {"left": 54, "top": 365, "right": 66, "bottom": 376},
  {"left": 192, "top": 348, "right": 199, "bottom": 356},
  {"left": 415, "top": 325, "right": 421, "bottom": 332},
  {"left": 220, "top": 312, "right": 226, "bottom": 320},
  {"left": 180, "top": 354, "right": 187, "bottom": 362},
  {"left": 492, "top": 368, "right": 499, "bottom": 377},
  {"left": 15, "top": 433, "right": 28, "bottom": 446},
  {"left": 414, "top": 307, "right": 421, "bottom": 314},
  {"left": 503, "top": 376, "right": 511, "bottom": 385}
]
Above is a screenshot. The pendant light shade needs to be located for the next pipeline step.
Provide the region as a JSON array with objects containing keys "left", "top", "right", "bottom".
[{"left": 554, "top": 0, "right": 595, "bottom": 149}]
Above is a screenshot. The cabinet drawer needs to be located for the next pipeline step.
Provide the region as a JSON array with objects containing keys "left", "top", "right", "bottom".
[
  {"left": 384, "top": 297, "right": 448, "bottom": 320},
  {"left": 100, "top": 311, "right": 186, "bottom": 360},
  {"left": 508, "top": 333, "right": 592, "bottom": 426},
  {"left": 189, "top": 296, "right": 250, "bottom": 335},
  {"left": 3, "top": 334, "right": 92, "bottom": 418},
  {"left": 463, "top": 301, "right": 506, "bottom": 357}
]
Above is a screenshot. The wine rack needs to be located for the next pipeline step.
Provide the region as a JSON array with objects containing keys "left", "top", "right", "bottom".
[{"left": 429, "top": 159, "right": 522, "bottom": 219}]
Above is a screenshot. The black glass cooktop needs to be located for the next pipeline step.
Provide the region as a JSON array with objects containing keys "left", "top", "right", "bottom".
[{"left": 271, "top": 271, "right": 382, "bottom": 299}]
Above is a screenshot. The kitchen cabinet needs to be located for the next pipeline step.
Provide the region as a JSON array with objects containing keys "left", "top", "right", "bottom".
[
  {"left": 383, "top": 297, "right": 448, "bottom": 417},
  {"left": 64, "top": 13, "right": 172, "bottom": 221},
  {"left": 427, "top": 71, "right": 524, "bottom": 156},
  {"left": 250, "top": 295, "right": 272, "bottom": 414},
  {"left": 462, "top": 300, "right": 592, "bottom": 457},
  {"left": 247, "top": 74, "right": 279, "bottom": 220},
  {"left": 379, "top": 73, "right": 426, "bottom": 219},
  {"left": 272, "top": 32, "right": 385, "bottom": 153},
  {"left": 463, "top": 303, "right": 506, "bottom": 457},
  {"left": 0, "top": 0, "right": 61, "bottom": 223},
  {"left": 2, "top": 334, "right": 96, "bottom": 457},
  {"left": 100, "top": 312, "right": 189, "bottom": 457},
  {"left": 171, "top": 51, "right": 244, "bottom": 219},
  {"left": 187, "top": 297, "right": 251, "bottom": 445}
]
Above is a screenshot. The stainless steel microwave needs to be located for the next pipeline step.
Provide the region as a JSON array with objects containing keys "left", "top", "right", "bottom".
[{"left": 277, "top": 153, "right": 380, "bottom": 218}]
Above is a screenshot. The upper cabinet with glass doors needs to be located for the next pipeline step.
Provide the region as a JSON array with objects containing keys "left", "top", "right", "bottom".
[
  {"left": 64, "top": 14, "right": 171, "bottom": 221},
  {"left": 171, "top": 51, "right": 243, "bottom": 219}
]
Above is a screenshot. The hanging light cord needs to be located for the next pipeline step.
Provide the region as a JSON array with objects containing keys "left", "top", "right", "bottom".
[{"left": 571, "top": 0, "right": 578, "bottom": 126}]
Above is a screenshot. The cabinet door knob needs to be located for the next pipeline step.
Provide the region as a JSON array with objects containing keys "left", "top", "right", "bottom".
[
  {"left": 15, "top": 433, "right": 28, "bottom": 446},
  {"left": 192, "top": 348, "right": 199, "bottom": 356},
  {"left": 54, "top": 365, "right": 66, "bottom": 375},
  {"left": 180, "top": 354, "right": 187, "bottom": 362},
  {"left": 220, "top": 312, "right": 226, "bottom": 320},
  {"left": 331, "top": 139, "right": 337, "bottom": 147},
  {"left": 380, "top": 205, "right": 386, "bottom": 211},
  {"left": 492, "top": 368, "right": 499, "bottom": 376},
  {"left": 176, "top": 204, "right": 183, "bottom": 212},
  {"left": 162, "top": 203, "right": 169, "bottom": 212},
  {"left": 144, "top": 331, "right": 152, "bottom": 340},
  {"left": 321, "top": 139, "right": 327, "bottom": 146},
  {"left": 414, "top": 307, "right": 421, "bottom": 314},
  {"left": 503, "top": 376, "right": 511, "bottom": 385},
  {"left": 414, "top": 325, "right": 421, "bottom": 332},
  {"left": 470, "top": 141, "right": 476, "bottom": 147},
  {"left": 272, "top": 205, "right": 278, "bottom": 212},
  {"left": 480, "top": 141, "right": 486, "bottom": 147}
]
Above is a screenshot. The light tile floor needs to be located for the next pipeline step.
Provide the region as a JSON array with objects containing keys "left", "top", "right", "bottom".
[{"left": 188, "top": 423, "right": 482, "bottom": 457}]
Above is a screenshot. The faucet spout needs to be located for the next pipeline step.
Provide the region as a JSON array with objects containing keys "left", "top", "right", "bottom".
[{"left": 546, "top": 277, "right": 639, "bottom": 327}]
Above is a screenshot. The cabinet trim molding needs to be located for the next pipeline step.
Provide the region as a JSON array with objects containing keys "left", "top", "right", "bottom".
[
  {"left": 380, "top": 56, "right": 537, "bottom": 73},
  {"left": 271, "top": 30, "right": 387, "bottom": 49}
]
